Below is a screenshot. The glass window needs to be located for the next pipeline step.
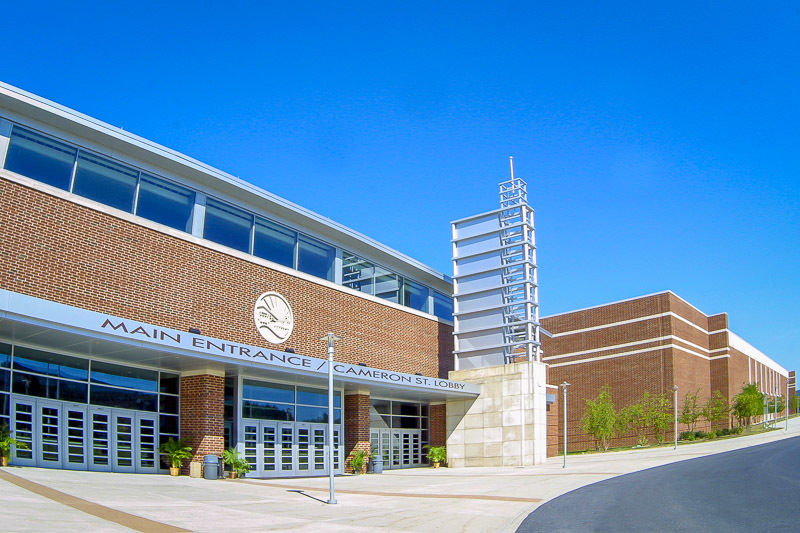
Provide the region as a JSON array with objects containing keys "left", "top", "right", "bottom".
[
  {"left": 254, "top": 218, "right": 296, "bottom": 267},
  {"left": 374, "top": 267, "right": 400, "bottom": 303},
  {"left": 90, "top": 384, "right": 158, "bottom": 411},
  {"left": 57, "top": 380, "right": 88, "bottom": 403},
  {"left": 0, "top": 342, "right": 10, "bottom": 369},
  {"left": 90, "top": 361, "right": 158, "bottom": 392},
  {"left": 159, "top": 415, "right": 179, "bottom": 434},
  {"left": 342, "top": 252, "right": 374, "bottom": 295},
  {"left": 136, "top": 174, "right": 194, "bottom": 232},
  {"left": 392, "top": 402, "right": 420, "bottom": 416},
  {"left": 4, "top": 127, "right": 77, "bottom": 190},
  {"left": 403, "top": 279, "right": 429, "bottom": 312},
  {"left": 12, "top": 371, "right": 87, "bottom": 402},
  {"left": 159, "top": 394, "right": 179, "bottom": 414},
  {"left": 370, "top": 399, "right": 390, "bottom": 414},
  {"left": 0, "top": 370, "right": 9, "bottom": 392},
  {"left": 13, "top": 346, "right": 89, "bottom": 381},
  {"left": 297, "top": 236, "right": 334, "bottom": 281},
  {"left": 297, "top": 386, "right": 341, "bottom": 407},
  {"left": 0, "top": 393, "right": 8, "bottom": 416},
  {"left": 159, "top": 373, "right": 179, "bottom": 394},
  {"left": 393, "top": 416, "right": 421, "bottom": 429},
  {"left": 242, "top": 380, "right": 294, "bottom": 404},
  {"left": 433, "top": 291, "right": 454, "bottom": 321},
  {"left": 296, "top": 406, "right": 341, "bottom": 424},
  {"left": 72, "top": 152, "right": 138, "bottom": 212},
  {"left": 203, "top": 198, "right": 252, "bottom": 253},
  {"left": 242, "top": 400, "right": 294, "bottom": 421}
]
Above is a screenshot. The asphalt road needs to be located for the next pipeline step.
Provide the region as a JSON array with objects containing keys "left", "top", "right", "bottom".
[{"left": 518, "top": 436, "right": 800, "bottom": 533}]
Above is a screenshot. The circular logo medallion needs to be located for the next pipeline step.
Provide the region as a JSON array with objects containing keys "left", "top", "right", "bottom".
[{"left": 254, "top": 291, "right": 294, "bottom": 344}]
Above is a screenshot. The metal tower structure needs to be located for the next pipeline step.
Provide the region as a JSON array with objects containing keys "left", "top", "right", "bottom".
[{"left": 451, "top": 160, "right": 541, "bottom": 369}]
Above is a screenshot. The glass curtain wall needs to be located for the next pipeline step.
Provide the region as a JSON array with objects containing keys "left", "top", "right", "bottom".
[{"left": 0, "top": 342, "right": 179, "bottom": 461}]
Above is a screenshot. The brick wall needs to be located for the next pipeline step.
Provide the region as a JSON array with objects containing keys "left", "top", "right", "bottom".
[
  {"left": 344, "top": 393, "right": 370, "bottom": 472},
  {"left": 0, "top": 177, "right": 453, "bottom": 377},
  {"left": 429, "top": 403, "right": 446, "bottom": 447},
  {"left": 179, "top": 374, "right": 225, "bottom": 473}
]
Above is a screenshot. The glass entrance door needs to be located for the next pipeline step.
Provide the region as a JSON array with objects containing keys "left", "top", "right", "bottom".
[
  {"left": 9, "top": 395, "right": 157, "bottom": 474},
  {"left": 241, "top": 419, "right": 340, "bottom": 477},
  {"left": 370, "top": 428, "right": 424, "bottom": 470}
]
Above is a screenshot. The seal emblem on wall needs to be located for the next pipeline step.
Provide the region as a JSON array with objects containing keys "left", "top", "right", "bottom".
[{"left": 254, "top": 291, "right": 294, "bottom": 344}]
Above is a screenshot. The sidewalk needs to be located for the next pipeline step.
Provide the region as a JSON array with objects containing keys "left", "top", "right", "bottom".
[{"left": 2, "top": 419, "right": 798, "bottom": 533}]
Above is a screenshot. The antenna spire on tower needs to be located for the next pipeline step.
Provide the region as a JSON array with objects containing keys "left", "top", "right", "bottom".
[{"left": 509, "top": 156, "right": 515, "bottom": 180}]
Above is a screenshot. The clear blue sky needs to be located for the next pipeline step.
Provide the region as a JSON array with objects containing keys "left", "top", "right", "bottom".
[{"left": 4, "top": 2, "right": 799, "bottom": 373}]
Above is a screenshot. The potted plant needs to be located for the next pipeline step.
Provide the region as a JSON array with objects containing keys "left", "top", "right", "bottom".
[
  {"left": 160, "top": 437, "right": 193, "bottom": 476},
  {"left": 0, "top": 424, "right": 29, "bottom": 467},
  {"left": 222, "top": 447, "right": 251, "bottom": 479},
  {"left": 425, "top": 445, "right": 447, "bottom": 468},
  {"left": 349, "top": 448, "right": 369, "bottom": 474}
]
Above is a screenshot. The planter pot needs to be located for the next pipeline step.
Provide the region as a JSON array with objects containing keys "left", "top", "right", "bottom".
[
  {"left": 433, "top": 462, "right": 441, "bottom": 469},
  {"left": 169, "top": 467, "right": 180, "bottom": 476},
  {"left": 229, "top": 471, "right": 238, "bottom": 479},
  {"left": 1, "top": 456, "right": 8, "bottom": 467}
]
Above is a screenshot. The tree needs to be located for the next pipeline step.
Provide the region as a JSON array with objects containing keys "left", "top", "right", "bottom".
[
  {"left": 679, "top": 389, "right": 702, "bottom": 432},
  {"left": 581, "top": 386, "right": 619, "bottom": 451},
  {"left": 642, "top": 392, "right": 672, "bottom": 444},
  {"left": 620, "top": 400, "right": 649, "bottom": 447},
  {"left": 702, "top": 390, "right": 730, "bottom": 429},
  {"left": 732, "top": 383, "right": 764, "bottom": 426}
]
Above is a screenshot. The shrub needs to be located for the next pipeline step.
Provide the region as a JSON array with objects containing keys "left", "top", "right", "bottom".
[
  {"left": 679, "top": 431, "right": 695, "bottom": 441},
  {"left": 350, "top": 449, "right": 369, "bottom": 474},
  {"left": 706, "top": 430, "right": 717, "bottom": 440},
  {"left": 731, "top": 426, "right": 743, "bottom": 434},
  {"left": 694, "top": 431, "right": 706, "bottom": 439},
  {"left": 718, "top": 428, "right": 731, "bottom": 436}
]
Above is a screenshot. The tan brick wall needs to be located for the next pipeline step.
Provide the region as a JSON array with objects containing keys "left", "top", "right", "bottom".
[
  {"left": 0, "top": 178, "right": 453, "bottom": 377},
  {"left": 179, "top": 374, "right": 225, "bottom": 473}
]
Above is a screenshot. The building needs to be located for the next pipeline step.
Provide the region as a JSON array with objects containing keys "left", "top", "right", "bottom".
[
  {"left": 542, "top": 291, "right": 789, "bottom": 451},
  {"left": 0, "top": 82, "right": 481, "bottom": 476}
]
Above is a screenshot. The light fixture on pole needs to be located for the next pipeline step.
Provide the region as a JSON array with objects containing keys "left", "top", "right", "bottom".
[
  {"left": 673, "top": 385, "right": 679, "bottom": 451},
  {"left": 321, "top": 332, "right": 341, "bottom": 505},
  {"left": 561, "top": 381, "right": 570, "bottom": 469}
]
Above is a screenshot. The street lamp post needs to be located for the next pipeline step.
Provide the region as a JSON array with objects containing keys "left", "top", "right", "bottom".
[
  {"left": 561, "top": 381, "right": 570, "bottom": 469},
  {"left": 321, "top": 332, "right": 342, "bottom": 505},
  {"left": 673, "top": 385, "right": 679, "bottom": 450}
]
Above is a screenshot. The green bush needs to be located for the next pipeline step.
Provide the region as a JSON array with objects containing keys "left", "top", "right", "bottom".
[
  {"left": 706, "top": 430, "right": 717, "bottom": 440},
  {"left": 731, "top": 426, "right": 743, "bottom": 434},
  {"left": 679, "top": 431, "right": 695, "bottom": 441},
  {"left": 694, "top": 431, "right": 706, "bottom": 439},
  {"left": 718, "top": 428, "right": 731, "bottom": 436}
]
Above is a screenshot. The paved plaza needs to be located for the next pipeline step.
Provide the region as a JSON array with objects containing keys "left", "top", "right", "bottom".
[{"left": 2, "top": 419, "right": 798, "bottom": 532}]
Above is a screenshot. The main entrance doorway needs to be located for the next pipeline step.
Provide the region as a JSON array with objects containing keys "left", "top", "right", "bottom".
[
  {"left": 241, "top": 419, "right": 342, "bottom": 477},
  {"left": 10, "top": 395, "right": 159, "bottom": 473},
  {"left": 370, "top": 429, "right": 425, "bottom": 469}
]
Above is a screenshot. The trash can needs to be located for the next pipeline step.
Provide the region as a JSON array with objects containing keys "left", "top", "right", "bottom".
[
  {"left": 371, "top": 456, "right": 384, "bottom": 474},
  {"left": 203, "top": 454, "right": 219, "bottom": 480}
]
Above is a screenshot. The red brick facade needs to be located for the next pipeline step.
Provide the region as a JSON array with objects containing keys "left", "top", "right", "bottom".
[
  {"left": 179, "top": 374, "right": 225, "bottom": 471},
  {"left": 542, "top": 292, "right": 790, "bottom": 451},
  {"left": 429, "top": 403, "right": 446, "bottom": 447},
  {"left": 0, "top": 177, "right": 454, "bottom": 378},
  {"left": 344, "top": 393, "right": 371, "bottom": 472}
]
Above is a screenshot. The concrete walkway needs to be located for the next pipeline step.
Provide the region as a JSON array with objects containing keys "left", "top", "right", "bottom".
[{"left": 2, "top": 419, "right": 798, "bottom": 533}]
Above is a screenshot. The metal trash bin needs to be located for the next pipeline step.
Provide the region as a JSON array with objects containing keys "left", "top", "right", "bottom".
[
  {"left": 371, "top": 456, "right": 384, "bottom": 474},
  {"left": 203, "top": 454, "right": 219, "bottom": 480}
]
